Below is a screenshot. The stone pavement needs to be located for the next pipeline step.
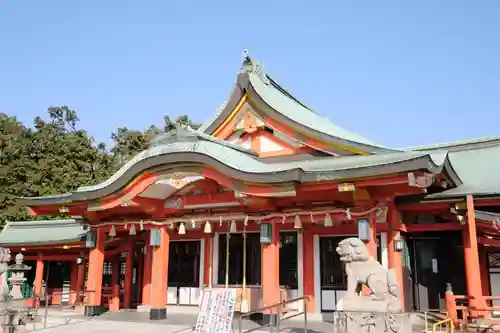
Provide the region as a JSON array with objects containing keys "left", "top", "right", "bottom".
[
  {"left": 28, "top": 319, "right": 318, "bottom": 333},
  {"left": 23, "top": 308, "right": 433, "bottom": 332}
]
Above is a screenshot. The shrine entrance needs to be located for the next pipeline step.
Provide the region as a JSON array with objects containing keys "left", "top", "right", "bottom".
[
  {"left": 101, "top": 243, "right": 144, "bottom": 309},
  {"left": 167, "top": 240, "right": 203, "bottom": 306},
  {"left": 406, "top": 232, "right": 465, "bottom": 311}
]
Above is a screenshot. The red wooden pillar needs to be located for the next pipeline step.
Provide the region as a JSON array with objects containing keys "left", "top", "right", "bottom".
[
  {"left": 34, "top": 254, "right": 44, "bottom": 297},
  {"left": 479, "top": 248, "right": 490, "bottom": 305},
  {"left": 136, "top": 246, "right": 144, "bottom": 303},
  {"left": 203, "top": 234, "right": 212, "bottom": 287},
  {"left": 387, "top": 205, "right": 405, "bottom": 311},
  {"left": 362, "top": 213, "right": 377, "bottom": 296},
  {"left": 149, "top": 228, "right": 170, "bottom": 320},
  {"left": 302, "top": 230, "right": 315, "bottom": 313},
  {"left": 69, "top": 262, "right": 78, "bottom": 305},
  {"left": 85, "top": 228, "right": 105, "bottom": 316},
  {"left": 33, "top": 254, "right": 44, "bottom": 307},
  {"left": 445, "top": 284, "right": 458, "bottom": 327},
  {"left": 463, "top": 195, "right": 484, "bottom": 315},
  {"left": 75, "top": 258, "right": 86, "bottom": 306},
  {"left": 109, "top": 255, "right": 121, "bottom": 312},
  {"left": 261, "top": 222, "right": 280, "bottom": 321},
  {"left": 142, "top": 237, "right": 152, "bottom": 306},
  {"left": 124, "top": 240, "right": 134, "bottom": 308},
  {"left": 366, "top": 212, "right": 377, "bottom": 259}
]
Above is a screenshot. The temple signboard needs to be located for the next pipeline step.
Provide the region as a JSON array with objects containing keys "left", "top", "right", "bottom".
[{"left": 194, "top": 288, "right": 237, "bottom": 333}]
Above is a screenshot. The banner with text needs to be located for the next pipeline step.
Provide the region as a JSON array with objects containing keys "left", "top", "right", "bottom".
[{"left": 194, "top": 288, "right": 237, "bottom": 333}]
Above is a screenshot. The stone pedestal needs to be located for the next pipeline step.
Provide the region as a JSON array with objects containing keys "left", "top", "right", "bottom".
[
  {"left": 334, "top": 311, "right": 412, "bottom": 333},
  {"left": 149, "top": 308, "right": 167, "bottom": 320}
]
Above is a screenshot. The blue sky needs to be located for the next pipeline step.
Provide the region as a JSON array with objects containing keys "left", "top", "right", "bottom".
[{"left": 1, "top": 1, "right": 499, "bottom": 148}]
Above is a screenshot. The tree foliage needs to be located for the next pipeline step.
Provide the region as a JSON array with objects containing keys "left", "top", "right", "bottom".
[{"left": 0, "top": 107, "right": 199, "bottom": 223}]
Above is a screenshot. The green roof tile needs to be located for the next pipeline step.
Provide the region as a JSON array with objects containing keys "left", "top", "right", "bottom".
[
  {"left": 0, "top": 219, "right": 87, "bottom": 246},
  {"left": 426, "top": 145, "right": 500, "bottom": 198}
]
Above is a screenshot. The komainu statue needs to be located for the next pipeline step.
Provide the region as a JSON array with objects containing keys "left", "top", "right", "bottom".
[
  {"left": 335, "top": 237, "right": 411, "bottom": 333},
  {"left": 0, "top": 248, "right": 11, "bottom": 301},
  {"left": 0, "top": 248, "right": 11, "bottom": 333}
]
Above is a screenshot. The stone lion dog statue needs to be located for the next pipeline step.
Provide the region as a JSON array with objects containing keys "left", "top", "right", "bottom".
[{"left": 336, "top": 237, "right": 402, "bottom": 314}]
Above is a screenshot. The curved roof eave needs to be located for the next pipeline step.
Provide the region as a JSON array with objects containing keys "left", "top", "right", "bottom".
[
  {"left": 18, "top": 140, "right": 456, "bottom": 207},
  {"left": 0, "top": 238, "right": 84, "bottom": 247},
  {"left": 199, "top": 74, "right": 247, "bottom": 134}
]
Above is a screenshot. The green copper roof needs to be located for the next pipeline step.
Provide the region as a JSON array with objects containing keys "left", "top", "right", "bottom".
[
  {"left": 0, "top": 219, "right": 87, "bottom": 246},
  {"left": 425, "top": 145, "right": 500, "bottom": 198},
  {"left": 200, "top": 50, "right": 396, "bottom": 154},
  {"left": 247, "top": 71, "right": 391, "bottom": 150},
  {"left": 17, "top": 126, "right": 461, "bottom": 206},
  {"left": 403, "top": 136, "right": 500, "bottom": 152}
]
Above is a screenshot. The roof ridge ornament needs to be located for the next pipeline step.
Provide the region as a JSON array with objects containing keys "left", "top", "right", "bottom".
[
  {"left": 240, "top": 49, "right": 270, "bottom": 85},
  {"left": 149, "top": 121, "right": 199, "bottom": 147}
]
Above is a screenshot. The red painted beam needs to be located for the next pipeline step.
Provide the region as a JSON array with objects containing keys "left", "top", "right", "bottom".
[
  {"left": 397, "top": 202, "right": 450, "bottom": 212},
  {"left": 296, "top": 175, "right": 411, "bottom": 193},
  {"left": 475, "top": 199, "right": 500, "bottom": 207},
  {"left": 477, "top": 221, "right": 499, "bottom": 232},
  {"left": 403, "top": 223, "right": 463, "bottom": 232},
  {"left": 478, "top": 237, "right": 500, "bottom": 248},
  {"left": 23, "top": 254, "right": 87, "bottom": 261}
]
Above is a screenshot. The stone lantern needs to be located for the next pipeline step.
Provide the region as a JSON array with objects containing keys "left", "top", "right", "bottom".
[{"left": 8, "top": 253, "right": 31, "bottom": 300}]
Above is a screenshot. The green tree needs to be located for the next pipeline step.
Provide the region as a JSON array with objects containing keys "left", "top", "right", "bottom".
[
  {"left": 111, "top": 115, "right": 200, "bottom": 164},
  {"left": 0, "top": 113, "right": 35, "bottom": 221},
  {"left": 110, "top": 125, "right": 162, "bottom": 165},
  {"left": 0, "top": 108, "right": 201, "bottom": 223},
  {"left": 0, "top": 106, "right": 116, "bottom": 223},
  {"left": 29, "top": 106, "right": 114, "bottom": 196}
]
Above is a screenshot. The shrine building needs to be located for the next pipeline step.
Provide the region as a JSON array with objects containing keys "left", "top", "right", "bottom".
[{"left": 6, "top": 51, "right": 500, "bottom": 320}]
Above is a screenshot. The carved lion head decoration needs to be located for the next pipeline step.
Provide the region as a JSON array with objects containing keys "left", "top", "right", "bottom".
[{"left": 336, "top": 237, "right": 370, "bottom": 262}]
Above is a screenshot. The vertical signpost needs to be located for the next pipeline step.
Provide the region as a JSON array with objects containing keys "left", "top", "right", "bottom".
[{"left": 195, "top": 288, "right": 237, "bottom": 333}]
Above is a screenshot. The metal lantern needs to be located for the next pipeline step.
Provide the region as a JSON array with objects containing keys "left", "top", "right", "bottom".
[
  {"left": 150, "top": 229, "right": 161, "bottom": 247},
  {"left": 260, "top": 223, "right": 273, "bottom": 244},
  {"left": 85, "top": 231, "right": 97, "bottom": 249},
  {"left": 357, "top": 218, "right": 371, "bottom": 241},
  {"left": 394, "top": 239, "right": 405, "bottom": 252}
]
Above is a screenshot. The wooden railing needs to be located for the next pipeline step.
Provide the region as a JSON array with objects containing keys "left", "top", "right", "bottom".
[{"left": 445, "top": 283, "right": 500, "bottom": 327}]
